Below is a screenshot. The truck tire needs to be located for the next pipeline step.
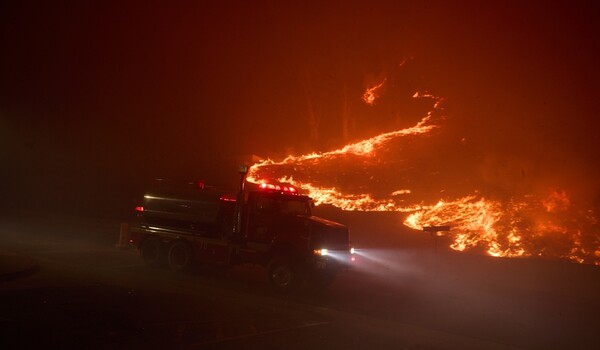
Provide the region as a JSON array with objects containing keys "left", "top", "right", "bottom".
[
  {"left": 168, "top": 240, "right": 193, "bottom": 272},
  {"left": 141, "top": 237, "right": 163, "bottom": 267},
  {"left": 267, "top": 259, "right": 300, "bottom": 293}
]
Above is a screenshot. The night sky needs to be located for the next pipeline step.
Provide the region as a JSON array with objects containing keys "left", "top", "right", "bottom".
[{"left": 1, "top": 1, "right": 599, "bottom": 217}]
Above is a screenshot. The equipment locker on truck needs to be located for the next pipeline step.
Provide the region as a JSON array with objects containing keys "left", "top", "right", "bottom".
[{"left": 129, "top": 166, "right": 355, "bottom": 292}]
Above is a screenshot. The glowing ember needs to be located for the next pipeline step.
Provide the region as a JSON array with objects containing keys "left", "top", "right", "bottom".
[
  {"left": 247, "top": 79, "right": 600, "bottom": 265},
  {"left": 362, "top": 79, "right": 386, "bottom": 105}
]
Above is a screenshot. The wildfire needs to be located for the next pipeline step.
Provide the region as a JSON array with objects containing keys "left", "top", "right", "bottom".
[
  {"left": 247, "top": 80, "right": 600, "bottom": 265},
  {"left": 272, "top": 176, "right": 425, "bottom": 212},
  {"left": 247, "top": 89, "right": 444, "bottom": 201},
  {"left": 405, "top": 192, "right": 598, "bottom": 264},
  {"left": 542, "top": 189, "right": 570, "bottom": 213}
]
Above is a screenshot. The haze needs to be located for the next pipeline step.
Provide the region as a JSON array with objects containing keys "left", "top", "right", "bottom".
[{"left": 1, "top": 1, "right": 598, "bottom": 218}]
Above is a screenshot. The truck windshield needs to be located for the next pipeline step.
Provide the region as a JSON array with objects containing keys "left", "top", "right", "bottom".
[
  {"left": 279, "top": 198, "right": 311, "bottom": 216},
  {"left": 253, "top": 193, "right": 312, "bottom": 217}
]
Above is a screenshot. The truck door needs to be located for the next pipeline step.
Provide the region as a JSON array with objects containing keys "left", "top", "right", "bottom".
[{"left": 246, "top": 194, "right": 280, "bottom": 247}]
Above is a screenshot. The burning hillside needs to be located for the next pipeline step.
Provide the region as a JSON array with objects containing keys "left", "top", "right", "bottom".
[{"left": 247, "top": 68, "right": 600, "bottom": 265}]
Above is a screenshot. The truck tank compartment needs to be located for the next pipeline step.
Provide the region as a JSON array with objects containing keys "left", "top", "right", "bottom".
[{"left": 142, "top": 187, "right": 233, "bottom": 234}]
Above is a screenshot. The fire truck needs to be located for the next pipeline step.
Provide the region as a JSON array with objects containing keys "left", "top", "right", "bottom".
[{"left": 129, "top": 166, "right": 354, "bottom": 292}]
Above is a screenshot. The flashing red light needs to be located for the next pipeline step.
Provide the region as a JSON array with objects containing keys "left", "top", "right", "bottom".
[
  {"left": 351, "top": 256, "right": 356, "bottom": 262},
  {"left": 259, "top": 182, "right": 297, "bottom": 193},
  {"left": 135, "top": 206, "right": 144, "bottom": 212}
]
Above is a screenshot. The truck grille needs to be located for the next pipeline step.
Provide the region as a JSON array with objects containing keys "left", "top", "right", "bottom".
[{"left": 311, "top": 225, "right": 349, "bottom": 249}]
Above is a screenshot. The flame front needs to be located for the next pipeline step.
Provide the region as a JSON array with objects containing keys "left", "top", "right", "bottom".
[
  {"left": 405, "top": 192, "right": 599, "bottom": 264},
  {"left": 247, "top": 76, "right": 600, "bottom": 266},
  {"left": 248, "top": 89, "right": 444, "bottom": 211}
]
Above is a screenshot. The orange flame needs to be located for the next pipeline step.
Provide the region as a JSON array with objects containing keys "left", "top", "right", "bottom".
[
  {"left": 542, "top": 189, "right": 570, "bottom": 213},
  {"left": 405, "top": 196, "right": 523, "bottom": 257},
  {"left": 404, "top": 192, "right": 598, "bottom": 263}
]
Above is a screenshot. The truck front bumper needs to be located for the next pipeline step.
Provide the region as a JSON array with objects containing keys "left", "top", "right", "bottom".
[{"left": 308, "top": 249, "right": 355, "bottom": 272}]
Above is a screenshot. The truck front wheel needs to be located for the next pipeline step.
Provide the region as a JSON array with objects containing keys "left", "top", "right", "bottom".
[
  {"left": 168, "top": 241, "right": 193, "bottom": 272},
  {"left": 267, "top": 259, "right": 300, "bottom": 293},
  {"left": 141, "top": 237, "right": 163, "bottom": 267}
]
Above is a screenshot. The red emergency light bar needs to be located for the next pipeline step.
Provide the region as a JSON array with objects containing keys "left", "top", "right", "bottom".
[{"left": 259, "top": 182, "right": 297, "bottom": 193}]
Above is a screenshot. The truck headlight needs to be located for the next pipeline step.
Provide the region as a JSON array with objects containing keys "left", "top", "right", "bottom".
[
  {"left": 350, "top": 247, "right": 355, "bottom": 254},
  {"left": 313, "top": 248, "right": 329, "bottom": 256}
]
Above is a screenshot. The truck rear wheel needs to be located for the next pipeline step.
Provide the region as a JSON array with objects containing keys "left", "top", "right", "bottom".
[
  {"left": 267, "top": 259, "right": 300, "bottom": 293},
  {"left": 168, "top": 241, "right": 193, "bottom": 272},
  {"left": 141, "top": 237, "right": 163, "bottom": 267}
]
